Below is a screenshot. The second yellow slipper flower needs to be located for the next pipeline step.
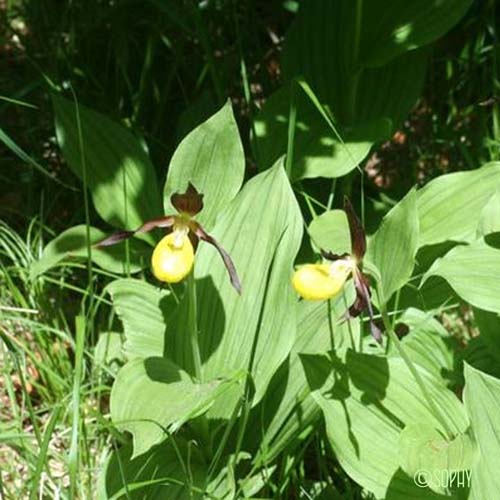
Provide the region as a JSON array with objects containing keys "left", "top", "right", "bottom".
[
  {"left": 291, "top": 197, "right": 382, "bottom": 343},
  {"left": 292, "top": 259, "right": 353, "bottom": 301}
]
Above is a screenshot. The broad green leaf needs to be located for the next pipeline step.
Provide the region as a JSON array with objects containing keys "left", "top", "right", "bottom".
[
  {"left": 463, "top": 336, "right": 500, "bottom": 380},
  {"left": 355, "top": 50, "right": 427, "bottom": 128},
  {"left": 396, "top": 308, "right": 457, "bottom": 385},
  {"left": 312, "top": 352, "right": 469, "bottom": 499},
  {"left": 308, "top": 209, "right": 351, "bottom": 255},
  {"left": 473, "top": 308, "right": 500, "bottom": 364},
  {"left": 395, "top": 243, "right": 459, "bottom": 312},
  {"left": 248, "top": 285, "right": 358, "bottom": 464},
  {"left": 53, "top": 95, "right": 162, "bottom": 235},
  {"left": 367, "top": 188, "right": 419, "bottom": 301},
  {"left": 106, "top": 278, "right": 173, "bottom": 359},
  {"left": 283, "top": 1, "right": 427, "bottom": 127},
  {"left": 254, "top": 0, "right": 433, "bottom": 179},
  {"left": 399, "top": 423, "right": 476, "bottom": 493},
  {"left": 30, "top": 225, "right": 149, "bottom": 278},
  {"left": 97, "top": 439, "right": 206, "bottom": 500},
  {"left": 110, "top": 357, "right": 244, "bottom": 458},
  {"left": 354, "top": 49, "right": 428, "bottom": 127},
  {"left": 463, "top": 363, "right": 500, "bottom": 499},
  {"left": 253, "top": 84, "right": 390, "bottom": 180},
  {"left": 166, "top": 161, "right": 303, "bottom": 417},
  {"left": 95, "top": 332, "right": 124, "bottom": 368},
  {"left": 417, "top": 162, "right": 500, "bottom": 246},
  {"left": 396, "top": 276, "right": 457, "bottom": 313},
  {"left": 207, "top": 453, "right": 276, "bottom": 499},
  {"left": 283, "top": 0, "right": 358, "bottom": 124},
  {"left": 422, "top": 240, "right": 500, "bottom": 314},
  {"left": 163, "top": 100, "right": 245, "bottom": 229},
  {"left": 361, "top": 0, "right": 473, "bottom": 67},
  {"left": 477, "top": 189, "right": 500, "bottom": 237}
]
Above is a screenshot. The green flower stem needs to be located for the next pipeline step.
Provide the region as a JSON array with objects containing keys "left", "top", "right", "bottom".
[
  {"left": 377, "top": 284, "right": 454, "bottom": 440},
  {"left": 187, "top": 271, "right": 203, "bottom": 382},
  {"left": 186, "top": 272, "right": 212, "bottom": 458}
]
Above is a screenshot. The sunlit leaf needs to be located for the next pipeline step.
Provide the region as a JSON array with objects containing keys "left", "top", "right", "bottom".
[
  {"left": 95, "top": 332, "right": 124, "bottom": 368},
  {"left": 248, "top": 285, "right": 358, "bottom": 464},
  {"left": 398, "top": 423, "right": 476, "bottom": 493},
  {"left": 417, "top": 162, "right": 500, "bottom": 246},
  {"left": 463, "top": 363, "right": 500, "bottom": 499},
  {"left": 422, "top": 240, "right": 500, "bottom": 314},
  {"left": 163, "top": 100, "right": 245, "bottom": 229},
  {"left": 477, "top": 188, "right": 500, "bottom": 237},
  {"left": 311, "top": 352, "right": 469, "bottom": 498},
  {"left": 395, "top": 308, "right": 457, "bottom": 385},
  {"left": 394, "top": 243, "right": 459, "bottom": 312},
  {"left": 110, "top": 357, "right": 244, "bottom": 458},
  {"left": 30, "top": 225, "right": 149, "bottom": 278},
  {"left": 308, "top": 209, "right": 351, "bottom": 255},
  {"left": 367, "top": 188, "right": 419, "bottom": 301},
  {"left": 106, "top": 278, "right": 174, "bottom": 359},
  {"left": 166, "top": 161, "right": 303, "bottom": 417}
]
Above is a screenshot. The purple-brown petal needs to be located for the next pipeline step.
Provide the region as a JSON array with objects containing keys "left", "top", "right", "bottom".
[
  {"left": 343, "top": 197, "right": 366, "bottom": 261},
  {"left": 96, "top": 230, "right": 135, "bottom": 247},
  {"left": 352, "top": 270, "right": 383, "bottom": 343},
  {"left": 95, "top": 215, "right": 176, "bottom": 247},
  {"left": 192, "top": 222, "right": 242, "bottom": 294},
  {"left": 171, "top": 183, "right": 204, "bottom": 216}
]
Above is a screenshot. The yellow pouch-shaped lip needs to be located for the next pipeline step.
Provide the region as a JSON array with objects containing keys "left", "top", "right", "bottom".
[
  {"left": 292, "top": 262, "right": 349, "bottom": 301},
  {"left": 151, "top": 232, "right": 194, "bottom": 283}
]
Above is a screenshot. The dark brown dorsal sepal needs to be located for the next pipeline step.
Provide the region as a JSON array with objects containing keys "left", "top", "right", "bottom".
[{"left": 171, "top": 183, "right": 204, "bottom": 216}]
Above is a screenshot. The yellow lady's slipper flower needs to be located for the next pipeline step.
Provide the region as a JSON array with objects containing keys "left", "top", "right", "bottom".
[
  {"left": 293, "top": 197, "right": 382, "bottom": 343},
  {"left": 292, "top": 260, "right": 353, "bottom": 301},
  {"left": 96, "top": 183, "right": 241, "bottom": 293},
  {"left": 151, "top": 230, "right": 194, "bottom": 283}
]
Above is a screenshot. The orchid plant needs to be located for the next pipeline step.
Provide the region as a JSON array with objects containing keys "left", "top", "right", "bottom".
[
  {"left": 97, "top": 183, "right": 241, "bottom": 292},
  {"left": 34, "top": 67, "right": 500, "bottom": 499},
  {"left": 293, "top": 197, "right": 382, "bottom": 342}
]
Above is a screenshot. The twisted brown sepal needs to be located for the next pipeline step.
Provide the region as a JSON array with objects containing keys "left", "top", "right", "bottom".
[
  {"left": 349, "top": 270, "right": 382, "bottom": 343},
  {"left": 95, "top": 215, "right": 176, "bottom": 247},
  {"left": 343, "top": 197, "right": 366, "bottom": 262},
  {"left": 171, "top": 183, "right": 204, "bottom": 216},
  {"left": 192, "top": 222, "right": 242, "bottom": 294}
]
